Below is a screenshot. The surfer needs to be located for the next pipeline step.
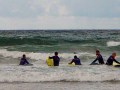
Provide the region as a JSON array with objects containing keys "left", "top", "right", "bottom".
[
  {"left": 90, "top": 50, "right": 104, "bottom": 65},
  {"left": 19, "top": 54, "right": 30, "bottom": 65},
  {"left": 106, "top": 52, "right": 120, "bottom": 65},
  {"left": 49, "top": 52, "right": 60, "bottom": 66},
  {"left": 69, "top": 55, "right": 81, "bottom": 65}
]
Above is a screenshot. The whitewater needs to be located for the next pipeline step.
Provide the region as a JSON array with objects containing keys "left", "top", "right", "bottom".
[{"left": 0, "top": 30, "right": 120, "bottom": 90}]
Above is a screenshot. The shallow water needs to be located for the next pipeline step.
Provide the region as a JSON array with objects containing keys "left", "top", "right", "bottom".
[
  {"left": 0, "top": 82, "right": 120, "bottom": 90},
  {"left": 0, "top": 64, "right": 120, "bottom": 83}
]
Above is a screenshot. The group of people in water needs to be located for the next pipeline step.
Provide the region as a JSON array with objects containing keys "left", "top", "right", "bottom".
[
  {"left": 90, "top": 50, "right": 120, "bottom": 65},
  {"left": 19, "top": 50, "right": 120, "bottom": 66}
]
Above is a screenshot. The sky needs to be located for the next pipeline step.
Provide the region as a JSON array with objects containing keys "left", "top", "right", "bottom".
[{"left": 0, "top": 0, "right": 120, "bottom": 30}]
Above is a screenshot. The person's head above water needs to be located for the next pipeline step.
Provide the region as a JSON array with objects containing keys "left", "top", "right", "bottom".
[
  {"left": 23, "top": 54, "right": 26, "bottom": 58},
  {"left": 55, "top": 52, "right": 58, "bottom": 56},
  {"left": 96, "top": 50, "right": 100, "bottom": 55},
  {"left": 74, "top": 55, "right": 77, "bottom": 59},
  {"left": 112, "top": 52, "right": 116, "bottom": 58}
]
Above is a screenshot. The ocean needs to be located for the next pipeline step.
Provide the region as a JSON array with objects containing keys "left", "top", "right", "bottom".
[{"left": 0, "top": 30, "right": 120, "bottom": 90}]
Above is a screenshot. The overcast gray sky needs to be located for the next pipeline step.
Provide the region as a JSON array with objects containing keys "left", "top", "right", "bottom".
[{"left": 0, "top": 0, "right": 120, "bottom": 30}]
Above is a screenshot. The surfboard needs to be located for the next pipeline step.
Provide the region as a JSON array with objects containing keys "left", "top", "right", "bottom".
[
  {"left": 68, "top": 62, "right": 75, "bottom": 66},
  {"left": 113, "top": 62, "right": 120, "bottom": 67},
  {"left": 46, "top": 57, "right": 53, "bottom": 66}
]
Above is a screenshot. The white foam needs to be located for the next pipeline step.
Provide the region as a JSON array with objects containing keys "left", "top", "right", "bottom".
[
  {"left": 0, "top": 49, "right": 95, "bottom": 61},
  {"left": 0, "top": 49, "right": 119, "bottom": 83},
  {"left": 107, "top": 41, "right": 120, "bottom": 47},
  {"left": 0, "top": 65, "right": 120, "bottom": 82}
]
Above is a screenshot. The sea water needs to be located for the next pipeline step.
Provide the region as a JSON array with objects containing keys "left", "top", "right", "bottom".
[{"left": 0, "top": 30, "right": 120, "bottom": 90}]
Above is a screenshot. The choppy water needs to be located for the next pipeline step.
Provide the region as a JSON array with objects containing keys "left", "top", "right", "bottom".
[
  {"left": 0, "top": 30, "right": 120, "bottom": 83},
  {"left": 0, "top": 30, "right": 120, "bottom": 53}
]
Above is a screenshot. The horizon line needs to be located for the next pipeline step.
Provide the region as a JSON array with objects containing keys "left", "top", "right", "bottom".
[{"left": 0, "top": 29, "right": 120, "bottom": 31}]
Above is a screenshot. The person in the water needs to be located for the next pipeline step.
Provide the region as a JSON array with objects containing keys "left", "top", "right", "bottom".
[
  {"left": 49, "top": 52, "right": 60, "bottom": 66},
  {"left": 19, "top": 54, "right": 30, "bottom": 65},
  {"left": 106, "top": 52, "right": 120, "bottom": 65},
  {"left": 69, "top": 55, "right": 81, "bottom": 65},
  {"left": 90, "top": 50, "right": 104, "bottom": 65}
]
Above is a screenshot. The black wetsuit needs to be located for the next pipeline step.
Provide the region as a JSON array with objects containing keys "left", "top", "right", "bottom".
[
  {"left": 106, "top": 56, "right": 120, "bottom": 65},
  {"left": 19, "top": 58, "right": 29, "bottom": 65},
  {"left": 50, "top": 56, "right": 60, "bottom": 66},
  {"left": 91, "top": 54, "right": 104, "bottom": 64},
  {"left": 71, "top": 58, "right": 81, "bottom": 65}
]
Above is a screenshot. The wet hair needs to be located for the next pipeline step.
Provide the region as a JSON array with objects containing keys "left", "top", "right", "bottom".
[
  {"left": 112, "top": 52, "right": 116, "bottom": 56},
  {"left": 55, "top": 52, "right": 58, "bottom": 55},
  {"left": 74, "top": 55, "right": 77, "bottom": 59},
  {"left": 96, "top": 50, "right": 100, "bottom": 53},
  {"left": 23, "top": 54, "right": 26, "bottom": 57}
]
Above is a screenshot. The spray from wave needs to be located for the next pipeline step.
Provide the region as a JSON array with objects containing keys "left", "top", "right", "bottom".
[{"left": 107, "top": 41, "right": 120, "bottom": 47}]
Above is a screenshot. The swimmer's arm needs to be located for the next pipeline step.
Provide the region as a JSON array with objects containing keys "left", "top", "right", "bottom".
[
  {"left": 25, "top": 59, "right": 29, "bottom": 64},
  {"left": 114, "top": 59, "right": 120, "bottom": 64},
  {"left": 49, "top": 56, "right": 53, "bottom": 59},
  {"left": 90, "top": 59, "right": 97, "bottom": 65},
  {"left": 68, "top": 60, "right": 74, "bottom": 64}
]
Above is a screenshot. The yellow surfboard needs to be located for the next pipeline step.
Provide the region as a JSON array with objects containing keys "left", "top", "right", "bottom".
[
  {"left": 46, "top": 57, "right": 53, "bottom": 66},
  {"left": 68, "top": 62, "right": 75, "bottom": 66},
  {"left": 113, "top": 62, "right": 120, "bottom": 67},
  {"left": 113, "top": 62, "right": 119, "bottom": 66}
]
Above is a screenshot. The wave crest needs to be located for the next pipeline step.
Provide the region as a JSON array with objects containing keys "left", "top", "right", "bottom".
[{"left": 107, "top": 41, "right": 120, "bottom": 47}]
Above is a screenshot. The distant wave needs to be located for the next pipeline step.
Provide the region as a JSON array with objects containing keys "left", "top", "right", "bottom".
[
  {"left": 107, "top": 41, "right": 120, "bottom": 47},
  {"left": 0, "top": 37, "right": 58, "bottom": 46},
  {"left": 0, "top": 30, "right": 120, "bottom": 54},
  {"left": 0, "top": 36, "right": 98, "bottom": 46}
]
